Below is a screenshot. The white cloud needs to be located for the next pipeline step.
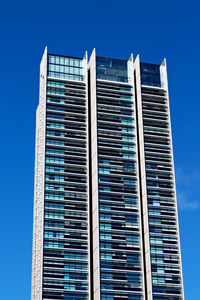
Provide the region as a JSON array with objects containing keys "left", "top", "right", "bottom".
[
  {"left": 177, "top": 190, "right": 200, "bottom": 210},
  {"left": 176, "top": 167, "right": 200, "bottom": 211}
]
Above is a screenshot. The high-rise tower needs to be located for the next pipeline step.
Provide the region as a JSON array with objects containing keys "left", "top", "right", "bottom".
[
  {"left": 32, "top": 47, "right": 184, "bottom": 300},
  {"left": 32, "top": 48, "right": 90, "bottom": 300}
]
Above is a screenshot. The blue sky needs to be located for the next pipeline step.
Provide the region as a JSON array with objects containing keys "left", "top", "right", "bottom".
[{"left": 0, "top": 0, "right": 199, "bottom": 298}]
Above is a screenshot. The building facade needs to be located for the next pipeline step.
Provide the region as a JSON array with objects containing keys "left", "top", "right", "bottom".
[{"left": 32, "top": 47, "right": 184, "bottom": 300}]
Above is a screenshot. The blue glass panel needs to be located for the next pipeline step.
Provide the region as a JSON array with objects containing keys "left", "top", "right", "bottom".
[
  {"left": 96, "top": 56, "right": 128, "bottom": 83},
  {"left": 140, "top": 62, "right": 161, "bottom": 87}
]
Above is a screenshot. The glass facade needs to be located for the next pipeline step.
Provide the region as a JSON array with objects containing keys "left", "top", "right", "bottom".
[
  {"left": 140, "top": 62, "right": 161, "bottom": 87},
  {"left": 43, "top": 54, "right": 89, "bottom": 299},
  {"left": 140, "top": 81, "right": 183, "bottom": 299},
  {"left": 96, "top": 56, "right": 128, "bottom": 83},
  {"left": 95, "top": 63, "right": 144, "bottom": 298},
  {"left": 32, "top": 49, "right": 184, "bottom": 300},
  {"left": 48, "top": 54, "right": 84, "bottom": 81}
]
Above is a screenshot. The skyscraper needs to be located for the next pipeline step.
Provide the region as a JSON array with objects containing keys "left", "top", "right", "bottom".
[{"left": 32, "top": 47, "right": 184, "bottom": 300}]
